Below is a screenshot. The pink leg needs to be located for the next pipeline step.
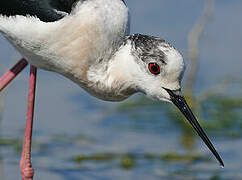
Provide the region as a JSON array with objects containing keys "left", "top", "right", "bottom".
[
  {"left": 0, "top": 58, "right": 28, "bottom": 92},
  {"left": 20, "top": 66, "right": 37, "bottom": 180}
]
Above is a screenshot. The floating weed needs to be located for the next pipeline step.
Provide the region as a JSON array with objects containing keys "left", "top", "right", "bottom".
[
  {"left": 120, "top": 155, "right": 136, "bottom": 170},
  {"left": 210, "top": 174, "right": 222, "bottom": 180},
  {"left": 143, "top": 153, "right": 157, "bottom": 160},
  {"left": 74, "top": 153, "right": 116, "bottom": 163},
  {"left": 160, "top": 153, "right": 209, "bottom": 163},
  {"left": 0, "top": 137, "right": 22, "bottom": 154},
  {"left": 0, "top": 138, "right": 19, "bottom": 146},
  {"left": 73, "top": 152, "right": 209, "bottom": 170}
]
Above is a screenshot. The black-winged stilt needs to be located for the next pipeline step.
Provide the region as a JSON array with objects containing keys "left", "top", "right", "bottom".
[{"left": 0, "top": 0, "right": 224, "bottom": 179}]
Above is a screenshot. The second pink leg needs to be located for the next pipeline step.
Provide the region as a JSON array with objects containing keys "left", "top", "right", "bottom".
[{"left": 20, "top": 66, "right": 37, "bottom": 180}]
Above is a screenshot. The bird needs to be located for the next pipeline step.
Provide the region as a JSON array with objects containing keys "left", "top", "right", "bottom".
[{"left": 0, "top": 0, "right": 224, "bottom": 179}]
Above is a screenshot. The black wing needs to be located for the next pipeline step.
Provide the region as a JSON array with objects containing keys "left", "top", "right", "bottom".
[{"left": 0, "top": 0, "right": 79, "bottom": 22}]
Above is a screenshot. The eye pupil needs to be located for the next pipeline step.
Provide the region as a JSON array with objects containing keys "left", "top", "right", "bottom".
[
  {"left": 151, "top": 65, "right": 158, "bottom": 72},
  {"left": 148, "top": 63, "right": 160, "bottom": 75}
]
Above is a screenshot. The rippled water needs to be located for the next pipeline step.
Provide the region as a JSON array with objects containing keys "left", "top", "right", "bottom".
[{"left": 0, "top": 0, "right": 242, "bottom": 180}]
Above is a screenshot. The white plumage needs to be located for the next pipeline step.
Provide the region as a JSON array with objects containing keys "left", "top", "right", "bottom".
[{"left": 0, "top": 0, "right": 130, "bottom": 100}]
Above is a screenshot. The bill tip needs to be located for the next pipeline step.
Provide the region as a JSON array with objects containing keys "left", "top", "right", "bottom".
[{"left": 220, "top": 162, "right": 225, "bottom": 168}]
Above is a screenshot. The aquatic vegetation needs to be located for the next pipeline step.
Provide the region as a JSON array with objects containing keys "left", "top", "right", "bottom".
[
  {"left": 73, "top": 152, "right": 210, "bottom": 170},
  {"left": 0, "top": 137, "right": 22, "bottom": 153}
]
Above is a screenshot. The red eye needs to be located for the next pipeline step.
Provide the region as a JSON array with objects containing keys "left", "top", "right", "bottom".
[{"left": 148, "top": 63, "right": 160, "bottom": 75}]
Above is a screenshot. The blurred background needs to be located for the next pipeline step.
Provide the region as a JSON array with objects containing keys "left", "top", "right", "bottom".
[{"left": 0, "top": 0, "right": 242, "bottom": 179}]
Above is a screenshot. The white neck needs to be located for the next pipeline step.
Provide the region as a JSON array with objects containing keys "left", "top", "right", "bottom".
[{"left": 86, "top": 42, "right": 138, "bottom": 101}]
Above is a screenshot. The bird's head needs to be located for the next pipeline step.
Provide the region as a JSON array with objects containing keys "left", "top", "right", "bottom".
[
  {"left": 126, "top": 34, "right": 184, "bottom": 102},
  {"left": 120, "top": 34, "right": 224, "bottom": 166},
  {"left": 123, "top": 34, "right": 184, "bottom": 102}
]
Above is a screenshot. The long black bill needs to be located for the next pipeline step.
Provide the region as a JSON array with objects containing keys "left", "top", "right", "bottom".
[{"left": 163, "top": 88, "right": 224, "bottom": 167}]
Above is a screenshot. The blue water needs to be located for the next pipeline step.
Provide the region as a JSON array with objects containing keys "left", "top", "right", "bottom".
[{"left": 1, "top": 0, "right": 242, "bottom": 179}]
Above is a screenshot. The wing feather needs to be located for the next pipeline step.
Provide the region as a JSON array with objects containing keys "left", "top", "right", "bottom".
[{"left": 0, "top": 0, "right": 80, "bottom": 22}]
